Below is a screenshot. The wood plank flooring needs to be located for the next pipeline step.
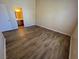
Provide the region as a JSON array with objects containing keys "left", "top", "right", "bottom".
[{"left": 3, "top": 26, "right": 70, "bottom": 59}]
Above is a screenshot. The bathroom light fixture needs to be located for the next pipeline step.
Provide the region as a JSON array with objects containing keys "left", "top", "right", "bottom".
[{"left": 15, "top": 8, "right": 21, "bottom": 12}]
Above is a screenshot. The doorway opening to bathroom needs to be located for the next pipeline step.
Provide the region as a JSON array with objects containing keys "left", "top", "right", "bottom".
[{"left": 15, "top": 8, "right": 24, "bottom": 28}]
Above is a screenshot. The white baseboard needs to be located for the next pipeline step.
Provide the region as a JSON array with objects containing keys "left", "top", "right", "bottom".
[{"left": 36, "top": 24, "right": 71, "bottom": 36}]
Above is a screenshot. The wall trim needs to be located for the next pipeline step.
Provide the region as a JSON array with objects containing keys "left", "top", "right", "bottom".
[{"left": 36, "top": 25, "right": 71, "bottom": 36}]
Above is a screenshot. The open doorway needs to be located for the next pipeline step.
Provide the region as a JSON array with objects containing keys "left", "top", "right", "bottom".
[{"left": 15, "top": 8, "right": 24, "bottom": 28}]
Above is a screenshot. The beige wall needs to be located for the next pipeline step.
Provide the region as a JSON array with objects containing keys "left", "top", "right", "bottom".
[
  {"left": 36, "top": 0, "right": 77, "bottom": 36},
  {"left": 0, "top": 0, "right": 36, "bottom": 29},
  {"left": 0, "top": 0, "right": 77, "bottom": 34},
  {"left": 69, "top": 25, "right": 78, "bottom": 59},
  {"left": 0, "top": 32, "right": 6, "bottom": 59}
]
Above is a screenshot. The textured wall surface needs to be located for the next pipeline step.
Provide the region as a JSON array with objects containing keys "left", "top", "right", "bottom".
[
  {"left": 36, "top": 0, "right": 77, "bottom": 35},
  {"left": 0, "top": 0, "right": 36, "bottom": 29}
]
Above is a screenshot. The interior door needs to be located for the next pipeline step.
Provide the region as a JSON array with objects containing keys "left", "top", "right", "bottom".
[{"left": 0, "top": 4, "right": 12, "bottom": 32}]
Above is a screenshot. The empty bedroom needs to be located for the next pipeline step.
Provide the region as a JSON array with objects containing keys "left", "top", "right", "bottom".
[{"left": 0, "top": 0, "right": 78, "bottom": 59}]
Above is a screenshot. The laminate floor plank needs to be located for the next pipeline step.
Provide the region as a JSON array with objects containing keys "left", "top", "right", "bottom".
[{"left": 3, "top": 26, "right": 70, "bottom": 59}]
